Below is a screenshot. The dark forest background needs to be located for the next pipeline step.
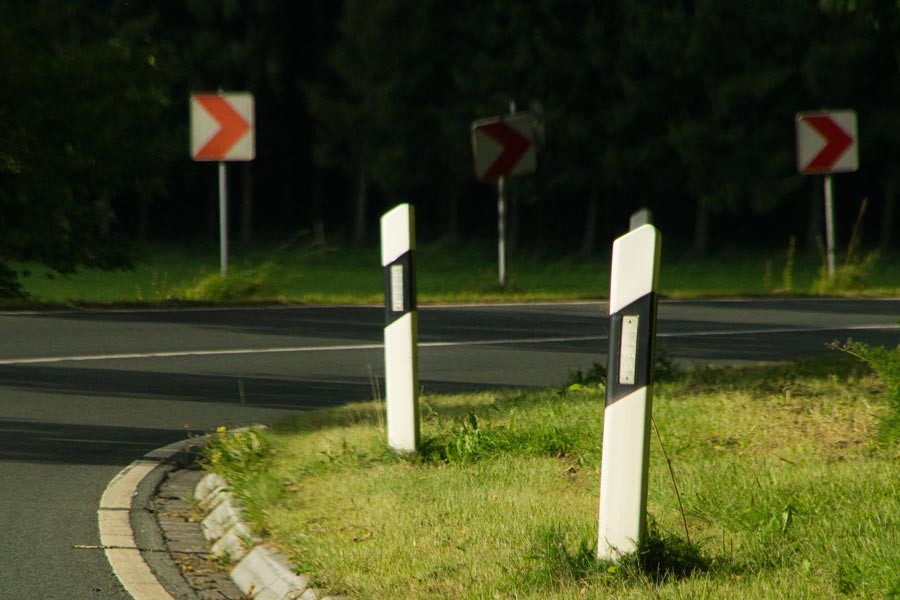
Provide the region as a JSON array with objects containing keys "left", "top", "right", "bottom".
[{"left": 1, "top": 0, "right": 898, "bottom": 293}]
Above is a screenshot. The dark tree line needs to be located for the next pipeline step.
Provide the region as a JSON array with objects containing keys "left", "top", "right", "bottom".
[{"left": 1, "top": 0, "right": 898, "bottom": 294}]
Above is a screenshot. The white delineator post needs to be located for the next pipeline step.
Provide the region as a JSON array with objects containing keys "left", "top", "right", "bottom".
[
  {"left": 380, "top": 204, "right": 419, "bottom": 453},
  {"left": 598, "top": 223, "right": 661, "bottom": 560}
]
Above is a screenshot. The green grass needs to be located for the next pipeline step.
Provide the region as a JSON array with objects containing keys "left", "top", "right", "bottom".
[
  {"left": 7, "top": 240, "right": 900, "bottom": 306},
  {"left": 204, "top": 356, "right": 900, "bottom": 599}
]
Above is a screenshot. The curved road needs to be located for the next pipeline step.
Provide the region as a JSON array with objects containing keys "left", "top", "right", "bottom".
[{"left": 0, "top": 299, "right": 897, "bottom": 598}]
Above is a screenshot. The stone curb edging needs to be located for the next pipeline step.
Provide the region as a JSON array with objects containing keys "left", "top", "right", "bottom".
[{"left": 194, "top": 472, "right": 345, "bottom": 600}]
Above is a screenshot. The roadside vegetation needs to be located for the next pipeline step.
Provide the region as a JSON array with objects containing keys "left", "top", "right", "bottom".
[
  {"left": 6, "top": 241, "right": 900, "bottom": 307},
  {"left": 204, "top": 352, "right": 900, "bottom": 599}
]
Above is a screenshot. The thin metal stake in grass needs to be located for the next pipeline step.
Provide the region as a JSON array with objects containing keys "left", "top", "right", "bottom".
[
  {"left": 368, "top": 365, "right": 385, "bottom": 433},
  {"left": 651, "top": 416, "right": 691, "bottom": 546}
]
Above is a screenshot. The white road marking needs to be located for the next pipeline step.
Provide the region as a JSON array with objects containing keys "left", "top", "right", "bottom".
[
  {"left": 658, "top": 323, "right": 899, "bottom": 338},
  {"left": 0, "top": 343, "right": 382, "bottom": 365},
  {"left": 98, "top": 437, "right": 199, "bottom": 600},
  {"left": 0, "top": 323, "right": 896, "bottom": 366},
  {"left": 0, "top": 300, "right": 604, "bottom": 317}
]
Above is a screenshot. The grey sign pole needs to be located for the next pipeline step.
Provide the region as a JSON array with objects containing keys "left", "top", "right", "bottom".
[
  {"left": 824, "top": 175, "right": 836, "bottom": 279},
  {"left": 218, "top": 162, "right": 228, "bottom": 277},
  {"left": 498, "top": 101, "right": 514, "bottom": 288},
  {"left": 629, "top": 208, "right": 653, "bottom": 231},
  {"left": 497, "top": 175, "right": 507, "bottom": 287}
]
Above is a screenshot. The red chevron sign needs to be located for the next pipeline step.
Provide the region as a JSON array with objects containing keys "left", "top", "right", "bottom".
[
  {"left": 191, "top": 93, "right": 255, "bottom": 161},
  {"left": 796, "top": 111, "right": 858, "bottom": 174},
  {"left": 471, "top": 113, "right": 537, "bottom": 181}
]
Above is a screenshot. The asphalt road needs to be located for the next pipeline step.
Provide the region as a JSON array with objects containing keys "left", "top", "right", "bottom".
[{"left": 0, "top": 299, "right": 897, "bottom": 598}]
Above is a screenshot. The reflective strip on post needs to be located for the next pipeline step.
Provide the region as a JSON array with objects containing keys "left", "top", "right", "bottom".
[
  {"left": 380, "top": 204, "right": 419, "bottom": 453},
  {"left": 598, "top": 224, "right": 661, "bottom": 560}
]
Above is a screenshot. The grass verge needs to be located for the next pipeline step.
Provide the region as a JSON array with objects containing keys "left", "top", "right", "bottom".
[
  {"left": 204, "top": 356, "right": 900, "bottom": 599},
  {"left": 8, "top": 241, "right": 900, "bottom": 306}
]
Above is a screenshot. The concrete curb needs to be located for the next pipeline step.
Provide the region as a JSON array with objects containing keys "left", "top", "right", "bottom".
[{"left": 194, "top": 472, "right": 345, "bottom": 600}]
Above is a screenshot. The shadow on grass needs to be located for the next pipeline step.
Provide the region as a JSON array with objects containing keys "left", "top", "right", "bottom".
[
  {"left": 527, "top": 522, "right": 714, "bottom": 591},
  {"left": 667, "top": 352, "right": 871, "bottom": 395}
]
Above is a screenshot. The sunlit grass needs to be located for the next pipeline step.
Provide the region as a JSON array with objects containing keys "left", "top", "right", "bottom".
[{"left": 204, "top": 355, "right": 900, "bottom": 598}]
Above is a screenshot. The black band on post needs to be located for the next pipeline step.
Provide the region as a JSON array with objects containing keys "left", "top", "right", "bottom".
[
  {"left": 384, "top": 251, "right": 416, "bottom": 326},
  {"left": 605, "top": 292, "right": 657, "bottom": 406}
]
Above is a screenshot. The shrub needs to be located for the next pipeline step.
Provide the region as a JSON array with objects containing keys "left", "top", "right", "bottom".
[
  {"left": 180, "top": 264, "right": 272, "bottom": 301},
  {"left": 0, "top": 263, "right": 26, "bottom": 298},
  {"left": 812, "top": 252, "right": 879, "bottom": 294},
  {"left": 418, "top": 412, "right": 512, "bottom": 465},
  {"left": 203, "top": 427, "right": 270, "bottom": 483}
]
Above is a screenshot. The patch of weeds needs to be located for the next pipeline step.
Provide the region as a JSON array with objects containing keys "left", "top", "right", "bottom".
[
  {"left": 744, "top": 512, "right": 804, "bottom": 572},
  {"left": 150, "top": 271, "right": 172, "bottom": 301},
  {"left": 888, "top": 576, "right": 900, "bottom": 599},
  {"left": 812, "top": 199, "right": 879, "bottom": 294},
  {"left": 518, "top": 421, "right": 582, "bottom": 459},
  {"left": 0, "top": 262, "right": 27, "bottom": 298},
  {"left": 567, "top": 362, "right": 606, "bottom": 387},
  {"left": 418, "top": 396, "right": 592, "bottom": 465},
  {"left": 782, "top": 236, "right": 796, "bottom": 292},
  {"left": 180, "top": 263, "right": 273, "bottom": 301},
  {"left": 213, "top": 549, "right": 233, "bottom": 567},
  {"left": 418, "top": 412, "right": 512, "bottom": 465},
  {"left": 202, "top": 427, "right": 270, "bottom": 483},
  {"left": 202, "top": 427, "right": 289, "bottom": 528},
  {"left": 832, "top": 340, "right": 900, "bottom": 444},
  {"left": 319, "top": 437, "right": 391, "bottom": 470},
  {"left": 836, "top": 561, "right": 866, "bottom": 596},
  {"left": 812, "top": 251, "right": 879, "bottom": 294}
]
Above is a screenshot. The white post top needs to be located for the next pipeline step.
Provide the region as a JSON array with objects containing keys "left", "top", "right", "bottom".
[
  {"left": 609, "top": 224, "right": 661, "bottom": 315},
  {"left": 381, "top": 203, "right": 416, "bottom": 266}
]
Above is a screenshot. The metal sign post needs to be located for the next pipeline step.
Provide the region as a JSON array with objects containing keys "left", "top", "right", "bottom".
[
  {"left": 598, "top": 223, "right": 661, "bottom": 560},
  {"left": 629, "top": 208, "right": 653, "bottom": 231},
  {"left": 218, "top": 162, "right": 229, "bottom": 277},
  {"left": 824, "top": 175, "right": 837, "bottom": 279},
  {"left": 380, "top": 204, "right": 419, "bottom": 453},
  {"left": 497, "top": 176, "right": 507, "bottom": 286}
]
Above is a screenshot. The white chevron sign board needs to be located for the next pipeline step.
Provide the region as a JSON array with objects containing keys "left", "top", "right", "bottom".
[
  {"left": 380, "top": 204, "right": 419, "bottom": 453},
  {"left": 795, "top": 110, "right": 857, "bottom": 174},
  {"left": 598, "top": 223, "right": 661, "bottom": 560}
]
